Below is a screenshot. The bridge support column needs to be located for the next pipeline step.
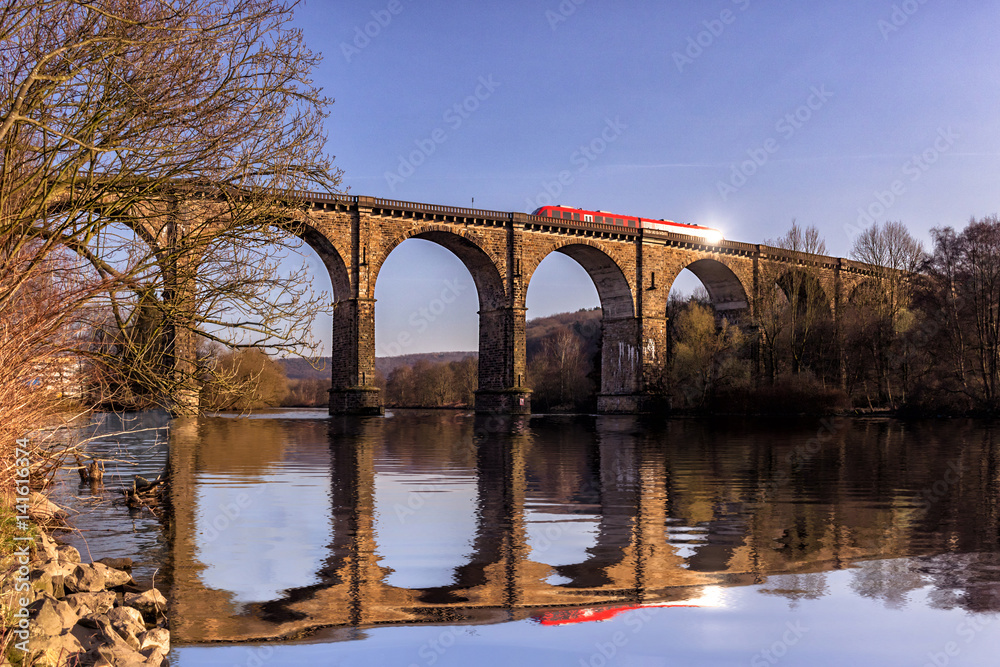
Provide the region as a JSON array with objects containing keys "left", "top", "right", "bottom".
[
  {"left": 598, "top": 317, "right": 663, "bottom": 413},
  {"left": 475, "top": 307, "right": 531, "bottom": 414},
  {"left": 161, "top": 213, "right": 201, "bottom": 416},
  {"left": 329, "top": 297, "right": 383, "bottom": 415}
]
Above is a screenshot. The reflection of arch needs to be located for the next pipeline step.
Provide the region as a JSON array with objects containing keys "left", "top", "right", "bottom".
[
  {"left": 682, "top": 258, "right": 749, "bottom": 312},
  {"left": 529, "top": 241, "right": 635, "bottom": 319},
  {"left": 375, "top": 226, "right": 506, "bottom": 311}
]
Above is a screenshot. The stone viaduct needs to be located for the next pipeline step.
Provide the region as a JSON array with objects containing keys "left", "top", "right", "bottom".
[{"left": 275, "top": 193, "right": 877, "bottom": 415}]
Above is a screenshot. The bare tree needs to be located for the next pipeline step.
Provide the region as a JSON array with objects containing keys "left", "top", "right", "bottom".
[
  {"left": 923, "top": 216, "right": 1000, "bottom": 408},
  {"left": 918, "top": 226, "right": 972, "bottom": 401},
  {"left": 1, "top": 0, "right": 342, "bottom": 413},
  {"left": 775, "top": 221, "right": 829, "bottom": 375},
  {"left": 849, "top": 221, "right": 924, "bottom": 405},
  {"left": 752, "top": 262, "right": 788, "bottom": 384}
]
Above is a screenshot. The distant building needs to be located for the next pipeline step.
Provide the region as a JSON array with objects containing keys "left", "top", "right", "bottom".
[{"left": 30, "top": 354, "right": 87, "bottom": 400}]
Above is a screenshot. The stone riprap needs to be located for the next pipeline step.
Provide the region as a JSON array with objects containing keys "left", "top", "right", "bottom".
[{"left": 13, "top": 532, "right": 170, "bottom": 667}]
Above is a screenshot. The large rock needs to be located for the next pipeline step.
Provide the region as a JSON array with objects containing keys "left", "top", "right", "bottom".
[
  {"left": 56, "top": 544, "right": 81, "bottom": 564},
  {"left": 76, "top": 611, "right": 106, "bottom": 629},
  {"left": 93, "top": 561, "right": 134, "bottom": 587},
  {"left": 97, "top": 556, "right": 134, "bottom": 571},
  {"left": 143, "top": 647, "right": 170, "bottom": 667},
  {"left": 29, "top": 563, "right": 72, "bottom": 598},
  {"left": 92, "top": 614, "right": 140, "bottom": 653},
  {"left": 28, "top": 594, "right": 78, "bottom": 637},
  {"left": 93, "top": 643, "right": 149, "bottom": 667},
  {"left": 64, "top": 591, "right": 116, "bottom": 616},
  {"left": 64, "top": 563, "right": 106, "bottom": 593},
  {"left": 105, "top": 606, "right": 146, "bottom": 647},
  {"left": 35, "top": 531, "right": 60, "bottom": 563},
  {"left": 138, "top": 627, "right": 170, "bottom": 654},
  {"left": 27, "top": 630, "right": 84, "bottom": 666},
  {"left": 125, "top": 588, "right": 168, "bottom": 621},
  {"left": 70, "top": 623, "right": 105, "bottom": 653}
]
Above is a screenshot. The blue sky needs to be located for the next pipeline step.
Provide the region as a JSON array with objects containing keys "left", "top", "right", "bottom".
[{"left": 286, "top": 0, "right": 1000, "bottom": 355}]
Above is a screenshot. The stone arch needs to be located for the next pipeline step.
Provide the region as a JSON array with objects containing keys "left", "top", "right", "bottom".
[
  {"left": 526, "top": 240, "right": 635, "bottom": 319},
  {"left": 525, "top": 241, "right": 639, "bottom": 407},
  {"left": 773, "top": 268, "right": 834, "bottom": 317},
  {"left": 677, "top": 258, "right": 750, "bottom": 313},
  {"left": 846, "top": 275, "right": 879, "bottom": 303},
  {"left": 291, "top": 223, "right": 351, "bottom": 303},
  {"left": 370, "top": 225, "right": 516, "bottom": 405},
  {"left": 374, "top": 225, "right": 507, "bottom": 311}
]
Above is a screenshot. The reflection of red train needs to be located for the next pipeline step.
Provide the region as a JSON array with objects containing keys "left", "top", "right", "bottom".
[
  {"left": 531, "top": 205, "right": 724, "bottom": 244},
  {"left": 532, "top": 587, "right": 725, "bottom": 626}
]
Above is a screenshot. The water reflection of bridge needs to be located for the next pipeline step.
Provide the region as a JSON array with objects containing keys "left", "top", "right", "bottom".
[{"left": 168, "top": 413, "right": 1000, "bottom": 643}]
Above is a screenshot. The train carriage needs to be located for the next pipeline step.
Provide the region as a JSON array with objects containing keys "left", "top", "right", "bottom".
[{"left": 531, "top": 205, "right": 723, "bottom": 244}]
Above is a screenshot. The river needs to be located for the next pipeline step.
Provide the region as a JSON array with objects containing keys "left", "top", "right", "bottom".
[{"left": 54, "top": 409, "right": 1000, "bottom": 666}]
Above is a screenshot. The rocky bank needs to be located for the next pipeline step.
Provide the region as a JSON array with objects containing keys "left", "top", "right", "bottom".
[{"left": 8, "top": 531, "right": 169, "bottom": 667}]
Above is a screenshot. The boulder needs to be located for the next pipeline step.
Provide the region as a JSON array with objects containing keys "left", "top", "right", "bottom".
[
  {"left": 125, "top": 588, "right": 168, "bottom": 621},
  {"left": 36, "top": 531, "right": 59, "bottom": 562},
  {"left": 97, "top": 556, "right": 134, "bottom": 571},
  {"left": 93, "top": 561, "right": 134, "bottom": 587},
  {"left": 106, "top": 605, "right": 147, "bottom": 646},
  {"left": 27, "top": 630, "right": 84, "bottom": 666},
  {"left": 56, "top": 544, "right": 81, "bottom": 564},
  {"left": 29, "top": 564, "right": 71, "bottom": 598},
  {"left": 64, "top": 563, "right": 106, "bottom": 593},
  {"left": 64, "top": 591, "right": 116, "bottom": 616},
  {"left": 94, "top": 614, "right": 140, "bottom": 652},
  {"left": 28, "top": 594, "right": 78, "bottom": 637},
  {"left": 70, "top": 623, "right": 105, "bottom": 653},
  {"left": 138, "top": 627, "right": 170, "bottom": 654},
  {"left": 77, "top": 611, "right": 107, "bottom": 629},
  {"left": 144, "top": 647, "right": 170, "bottom": 667},
  {"left": 93, "top": 643, "right": 149, "bottom": 667}
]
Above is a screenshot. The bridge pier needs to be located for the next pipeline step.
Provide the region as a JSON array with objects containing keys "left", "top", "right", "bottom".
[
  {"left": 329, "top": 297, "right": 383, "bottom": 416},
  {"left": 476, "top": 306, "right": 531, "bottom": 414},
  {"left": 596, "top": 316, "right": 660, "bottom": 414}
]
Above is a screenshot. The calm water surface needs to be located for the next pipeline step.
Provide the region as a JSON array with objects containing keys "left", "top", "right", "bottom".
[
  {"left": 62, "top": 410, "right": 1000, "bottom": 665},
  {"left": 50, "top": 411, "right": 170, "bottom": 586}
]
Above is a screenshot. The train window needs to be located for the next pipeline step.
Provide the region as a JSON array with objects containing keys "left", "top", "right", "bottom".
[
  {"left": 629, "top": 220, "right": 636, "bottom": 227},
  {"left": 562, "top": 211, "right": 571, "bottom": 219},
  {"left": 615, "top": 218, "right": 623, "bottom": 225},
  {"left": 573, "top": 213, "right": 581, "bottom": 221},
  {"left": 595, "top": 216, "right": 604, "bottom": 223},
  {"left": 584, "top": 214, "right": 593, "bottom": 222}
]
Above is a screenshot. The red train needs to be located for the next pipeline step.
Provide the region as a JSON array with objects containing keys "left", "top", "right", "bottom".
[{"left": 531, "top": 205, "right": 724, "bottom": 244}]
